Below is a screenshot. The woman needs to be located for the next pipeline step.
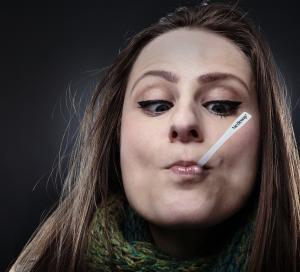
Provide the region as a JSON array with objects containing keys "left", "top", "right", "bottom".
[{"left": 10, "top": 1, "right": 300, "bottom": 271}]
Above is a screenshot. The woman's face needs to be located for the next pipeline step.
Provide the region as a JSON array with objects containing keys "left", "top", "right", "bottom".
[{"left": 120, "top": 28, "right": 260, "bottom": 229}]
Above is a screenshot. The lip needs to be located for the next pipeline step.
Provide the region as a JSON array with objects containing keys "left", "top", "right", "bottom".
[
  {"left": 170, "top": 165, "right": 204, "bottom": 176},
  {"left": 167, "top": 160, "right": 211, "bottom": 169}
]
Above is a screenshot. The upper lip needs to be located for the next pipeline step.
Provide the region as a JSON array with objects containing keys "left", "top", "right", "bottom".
[{"left": 168, "top": 160, "right": 210, "bottom": 169}]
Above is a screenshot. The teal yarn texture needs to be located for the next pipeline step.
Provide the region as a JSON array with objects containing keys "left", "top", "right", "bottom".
[{"left": 86, "top": 194, "right": 257, "bottom": 272}]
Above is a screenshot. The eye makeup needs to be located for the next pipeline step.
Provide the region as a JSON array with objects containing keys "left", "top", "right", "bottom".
[{"left": 137, "top": 99, "right": 242, "bottom": 118}]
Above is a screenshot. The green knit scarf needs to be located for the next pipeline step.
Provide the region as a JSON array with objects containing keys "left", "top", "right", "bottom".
[{"left": 85, "top": 194, "right": 257, "bottom": 271}]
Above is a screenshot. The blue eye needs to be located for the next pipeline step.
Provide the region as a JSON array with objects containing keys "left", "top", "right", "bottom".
[{"left": 137, "top": 99, "right": 242, "bottom": 118}]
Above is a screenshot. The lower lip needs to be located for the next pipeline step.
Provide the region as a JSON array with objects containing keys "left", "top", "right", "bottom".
[{"left": 169, "top": 165, "right": 205, "bottom": 176}]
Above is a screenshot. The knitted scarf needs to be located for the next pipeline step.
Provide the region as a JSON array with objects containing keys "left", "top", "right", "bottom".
[{"left": 85, "top": 194, "right": 257, "bottom": 271}]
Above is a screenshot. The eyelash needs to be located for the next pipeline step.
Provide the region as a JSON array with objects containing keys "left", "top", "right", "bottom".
[{"left": 137, "top": 99, "right": 242, "bottom": 118}]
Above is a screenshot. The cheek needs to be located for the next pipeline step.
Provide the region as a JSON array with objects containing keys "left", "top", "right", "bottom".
[
  {"left": 236, "top": 120, "right": 259, "bottom": 161},
  {"left": 120, "top": 112, "right": 159, "bottom": 173},
  {"left": 119, "top": 111, "right": 164, "bottom": 207},
  {"left": 220, "top": 118, "right": 260, "bottom": 192},
  {"left": 227, "top": 124, "right": 259, "bottom": 157}
]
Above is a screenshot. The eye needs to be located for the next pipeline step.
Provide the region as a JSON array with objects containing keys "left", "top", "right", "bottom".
[
  {"left": 203, "top": 100, "right": 242, "bottom": 118},
  {"left": 137, "top": 99, "right": 242, "bottom": 118},
  {"left": 137, "top": 100, "right": 173, "bottom": 116}
]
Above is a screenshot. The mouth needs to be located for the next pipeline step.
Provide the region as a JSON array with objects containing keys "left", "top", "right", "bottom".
[
  {"left": 164, "top": 159, "right": 212, "bottom": 181},
  {"left": 169, "top": 164, "right": 208, "bottom": 176},
  {"left": 166, "top": 160, "right": 212, "bottom": 170}
]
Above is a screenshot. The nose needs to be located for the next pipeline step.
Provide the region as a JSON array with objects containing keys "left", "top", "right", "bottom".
[{"left": 169, "top": 103, "right": 204, "bottom": 143}]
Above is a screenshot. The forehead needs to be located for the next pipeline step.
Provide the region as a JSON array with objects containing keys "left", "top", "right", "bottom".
[{"left": 127, "top": 28, "right": 253, "bottom": 90}]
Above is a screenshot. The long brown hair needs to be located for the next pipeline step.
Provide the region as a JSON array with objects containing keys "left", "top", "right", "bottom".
[{"left": 10, "top": 1, "right": 300, "bottom": 271}]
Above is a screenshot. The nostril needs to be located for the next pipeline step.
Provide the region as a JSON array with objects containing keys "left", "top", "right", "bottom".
[{"left": 191, "top": 130, "right": 198, "bottom": 137}]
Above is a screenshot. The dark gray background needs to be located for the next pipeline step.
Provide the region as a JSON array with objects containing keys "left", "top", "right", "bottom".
[{"left": 1, "top": 0, "right": 299, "bottom": 270}]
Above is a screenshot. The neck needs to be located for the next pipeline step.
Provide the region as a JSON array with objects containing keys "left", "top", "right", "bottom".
[{"left": 147, "top": 208, "right": 249, "bottom": 260}]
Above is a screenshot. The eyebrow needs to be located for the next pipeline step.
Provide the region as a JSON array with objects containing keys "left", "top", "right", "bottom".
[{"left": 130, "top": 69, "right": 250, "bottom": 95}]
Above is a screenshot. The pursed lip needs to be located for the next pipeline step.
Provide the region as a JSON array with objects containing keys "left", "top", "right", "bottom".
[
  {"left": 170, "top": 165, "right": 204, "bottom": 176},
  {"left": 167, "top": 160, "right": 210, "bottom": 169}
]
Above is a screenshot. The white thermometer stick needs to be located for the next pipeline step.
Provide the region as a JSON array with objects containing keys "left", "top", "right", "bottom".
[{"left": 197, "top": 112, "right": 252, "bottom": 167}]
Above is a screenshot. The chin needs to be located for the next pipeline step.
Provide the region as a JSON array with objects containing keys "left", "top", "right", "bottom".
[{"left": 149, "top": 208, "right": 215, "bottom": 228}]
